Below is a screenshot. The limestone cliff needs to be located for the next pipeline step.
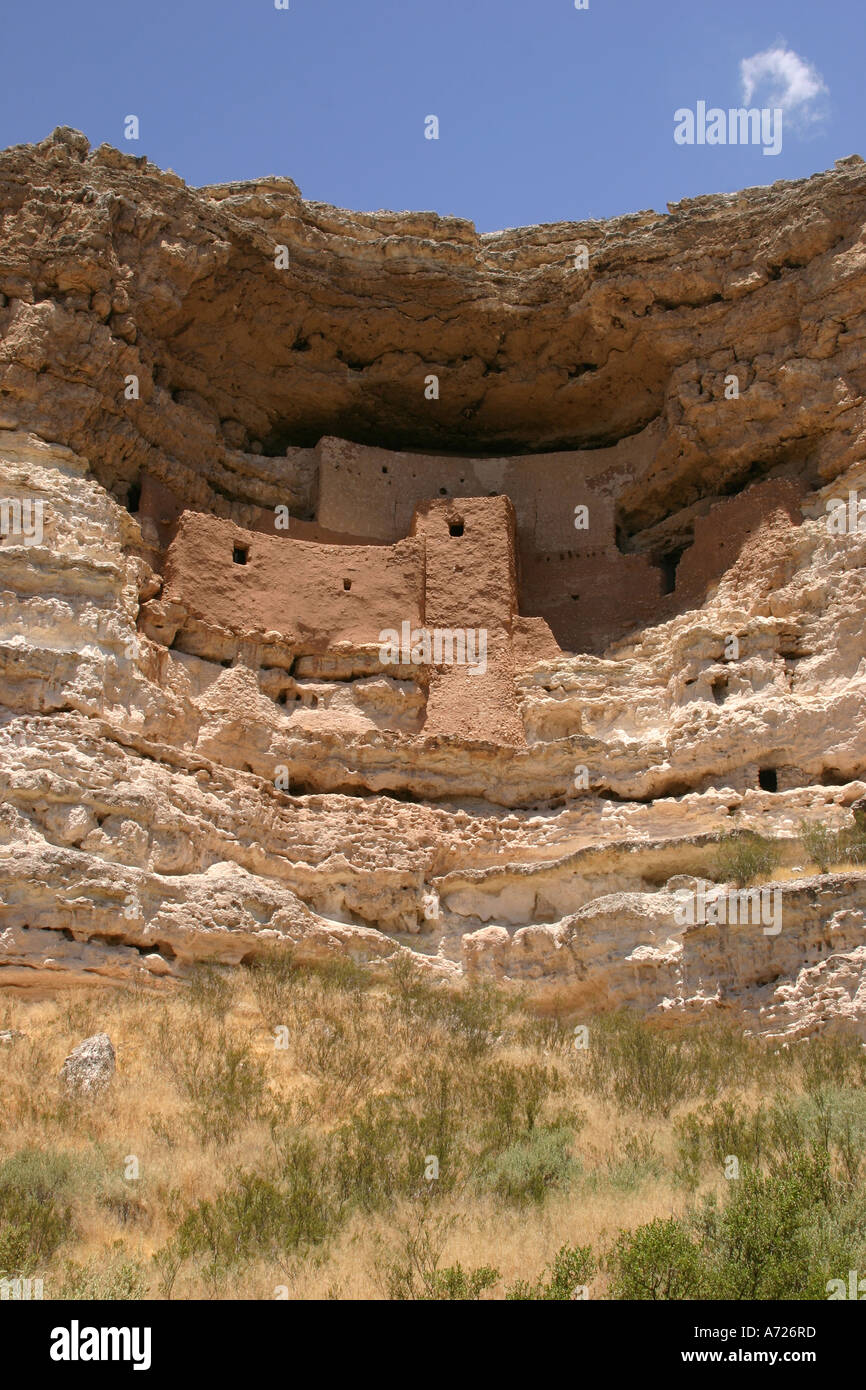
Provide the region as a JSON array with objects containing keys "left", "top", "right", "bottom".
[{"left": 2, "top": 126, "right": 866, "bottom": 1036}]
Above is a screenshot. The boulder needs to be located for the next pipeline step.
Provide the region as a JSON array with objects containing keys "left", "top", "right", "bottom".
[{"left": 60, "top": 1033, "right": 116, "bottom": 1097}]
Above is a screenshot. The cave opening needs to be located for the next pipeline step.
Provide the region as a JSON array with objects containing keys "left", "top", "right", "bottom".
[
  {"left": 821, "top": 768, "right": 849, "bottom": 786},
  {"left": 758, "top": 767, "right": 778, "bottom": 792},
  {"left": 711, "top": 676, "right": 728, "bottom": 705}
]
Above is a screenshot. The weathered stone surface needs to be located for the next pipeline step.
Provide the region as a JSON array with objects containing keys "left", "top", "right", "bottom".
[
  {"left": 60, "top": 1033, "right": 116, "bottom": 1097},
  {"left": 1, "top": 130, "right": 866, "bottom": 1037}
]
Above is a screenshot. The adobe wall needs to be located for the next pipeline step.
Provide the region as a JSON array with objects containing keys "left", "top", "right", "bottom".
[
  {"left": 523, "top": 476, "right": 803, "bottom": 652},
  {"left": 159, "top": 498, "right": 531, "bottom": 747},
  {"left": 521, "top": 552, "right": 664, "bottom": 654},
  {"left": 162, "top": 511, "right": 424, "bottom": 649},
  {"left": 154, "top": 449, "right": 806, "bottom": 692},
  {"left": 674, "top": 478, "right": 804, "bottom": 603},
  {"left": 411, "top": 495, "right": 518, "bottom": 630},
  {"left": 410, "top": 496, "right": 525, "bottom": 745},
  {"left": 315, "top": 436, "right": 613, "bottom": 554},
  {"left": 311, "top": 436, "right": 684, "bottom": 652}
]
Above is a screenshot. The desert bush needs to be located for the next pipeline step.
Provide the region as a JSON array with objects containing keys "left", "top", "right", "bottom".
[
  {"left": 186, "top": 962, "right": 236, "bottom": 1020},
  {"left": 380, "top": 1206, "right": 499, "bottom": 1301},
  {"left": 712, "top": 831, "right": 782, "bottom": 887},
  {"left": 474, "top": 1060, "right": 563, "bottom": 1147},
  {"left": 839, "top": 822, "right": 866, "bottom": 864},
  {"left": 582, "top": 1012, "right": 695, "bottom": 1117},
  {"left": 513, "top": 1012, "right": 574, "bottom": 1054},
  {"left": 601, "top": 1129, "right": 664, "bottom": 1192},
  {"left": 799, "top": 819, "right": 839, "bottom": 874},
  {"left": 245, "top": 945, "right": 299, "bottom": 1024},
  {"left": 685, "top": 1021, "right": 770, "bottom": 1096},
  {"left": 385, "top": 1253, "right": 499, "bottom": 1301},
  {"left": 478, "top": 1124, "right": 579, "bottom": 1204},
  {"left": 695, "top": 1154, "right": 841, "bottom": 1300},
  {"left": 314, "top": 955, "right": 373, "bottom": 995},
  {"left": 608, "top": 1216, "right": 704, "bottom": 1300},
  {"left": 57, "top": 1244, "right": 148, "bottom": 1300},
  {"left": 168, "top": 1018, "right": 267, "bottom": 1144},
  {"left": 290, "top": 988, "right": 386, "bottom": 1110},
  {"left": 676, "top": 1086, "right": 866, "bottom": 1191},
  {"left": 798, "top": 818, "right": 866, "bottom": 873},
  {"left": 332, "top": 1095, "right": 423, "bottom": 1208},
  {"left": 505, "top": 1243, "right": 595, "bottom": 1300},
  {"left": 612, "top": 1148, "right": 863, "bottom": 1301},
  {"left": 675, "top": 1098, "right": 767, "bottom": 1180},
  {"left": 417, "top": 978, "right": 509, "bottom": 1057},
  {"left": 166, "top": 1150, "right": 339, "bottom": 1289},
  {"left": 0, "top": 1149, "right": 79, "bottom": 1275},
  {"left": 799, "top": 1033, "right": 866, "bottom": 1093},
  {"left": 0, "top": 1187, "right": 71, "bottom": 1276},
  {"left": 332, "top": 1086, "right": 466, "bottom": 1208}
]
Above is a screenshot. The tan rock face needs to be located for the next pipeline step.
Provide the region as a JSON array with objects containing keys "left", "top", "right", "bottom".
[{"left": 1, "top": 128, "right": 866, "bottom": 1035}]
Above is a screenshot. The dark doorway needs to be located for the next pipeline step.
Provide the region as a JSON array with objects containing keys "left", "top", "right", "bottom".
[{"left": 654, "top": 546, "right": 686, "bottom": 595}]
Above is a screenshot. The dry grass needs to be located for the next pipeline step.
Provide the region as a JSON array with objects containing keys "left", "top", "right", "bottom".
[{"left": 0, "top": 958, "right": 863, "bottom": 1300}]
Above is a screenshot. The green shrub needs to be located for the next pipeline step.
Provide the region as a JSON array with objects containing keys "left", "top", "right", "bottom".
[
  {"left": 186, "top": 963, "right": 236, "bottom": 1020},
  {"left": 601, "top": 1130, "right": 664, "bottom": 1191},
  {"left": 170, "top": 1020, "right": 267, "bottom": 1144},
  {"left": 712, "top": 831, "right": 782, "bottom": 887},
  {"left": 608, "top": 1216, "right": 704, "bottom": 1300},
  {"left": 612, "top": 1149, "right": 860, "bottom": 1301},
  {"left": 506, "top": 1243, "right": 595, "bottom": 1300},
  {"left": 675, "top": 1098, "right": 767, "bottom": 1178},
  {"left": 475, "top": 1060, "right": 563, "bottom": 1147},
  {"left": 479, "top": 1124, "right": 579, "bottom": 1205},
  {"left": 695, "top": 1154, "right": 838, "bottom": 1300},
  {"left": 583, "top": 1013, "right": 694, "bottom": 1117},
  {"left": 168, "top": 1151, "right": 340, "bottom": 1285},
  {"left": 419, "top": 979, "right": 509, "bottom": 1057},
  {"left": 839, "top": 822, "right": 866, "bottom": 865},
  {"left": 291, "top": 994, "right": 384, "bottom": 1108},
  {"left": 799, "top": 819, "right": 839, "bottom": 875},
  {"left": 332, "top": 1085, "right": 467, "bottom": 1208},
  {"left": 799, "top": 1035, "right": 866, "bottom": 1093},
  {"left": 381, "top": 1207, "right": 499, "bottom": 1300},
  {"left": 385, "top": 1258, "right": 500, "bottom": 1300},
  {"left": 0, "top": 1149, "right": 80, "bottom": 1275},
  {"left": 798, "top": 818, "right": 866, "bottom": 873},
  {"left": 245, "top": 945, "right": 299, "bottom": 1024},
  {"left": 0, "top": 1188, "right": 71, "bottom": 1276},
  {"left": 58, "top": 1244, "right": 148, "bottom": 1300},
  {"left": 313, "top": 956, "right": 373, "bottom": 994}
]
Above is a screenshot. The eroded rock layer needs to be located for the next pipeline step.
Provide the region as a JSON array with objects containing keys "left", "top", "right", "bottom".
[{"left": 2, "top": 127, "right": 866, "bottom": 1034}]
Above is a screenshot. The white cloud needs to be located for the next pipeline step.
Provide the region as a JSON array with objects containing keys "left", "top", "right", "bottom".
[{"left": 740, "top": 46, "right": 828, "bottom": 127}]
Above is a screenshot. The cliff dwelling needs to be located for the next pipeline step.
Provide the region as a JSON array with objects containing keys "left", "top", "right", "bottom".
[
  {"left": 138, "top": 440, "right": 806, "bottom": 748},
  {"left": 1, "top": 127, "right": 865, "bottom": 1043}
]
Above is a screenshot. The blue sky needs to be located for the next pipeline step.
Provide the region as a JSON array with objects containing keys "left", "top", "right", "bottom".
[{"left": 1, "top": 0, "right": 863, "bottom": 232}]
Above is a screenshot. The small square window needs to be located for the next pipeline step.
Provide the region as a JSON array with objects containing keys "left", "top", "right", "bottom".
[
  {"left": 343, "top": 578, "right": 352, "bottom": 591},
  {"left": 233, "top": 546, "right": 248, "bottom": 565},
  {"left": 449, "top": 522, "right": 464, "bottom": 537}
]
